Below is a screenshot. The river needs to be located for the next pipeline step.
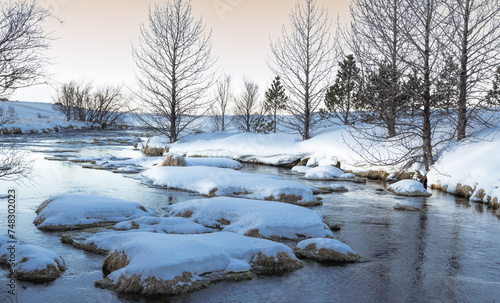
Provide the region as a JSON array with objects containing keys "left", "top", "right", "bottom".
[{"left": 1, "top": 129, "right": 499, "bottom": 303}]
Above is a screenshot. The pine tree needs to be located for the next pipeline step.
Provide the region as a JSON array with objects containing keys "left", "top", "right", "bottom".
[
  {"left": 403, "top": 68, "right": 423, "bottom": 117},
  {"left": 486, "top": 66, "right": 500, "bottom": 106},
  {"left": 324, "top": 54, "right": 361, "bottom": 125},
  {"left": 433, "top": 56, "right": 459, "bottom": 113},
  {"left": 361, "top": 61, "right": 403, "bottom": 136},
  {"left": 264, "top": 76, "right": 288, "bottom": 132}
]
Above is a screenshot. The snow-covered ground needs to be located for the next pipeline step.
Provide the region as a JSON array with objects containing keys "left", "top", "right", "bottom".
[
  {"left": 0, "top": 100, "right": 87, "bottom": 133},
  {"left": 428, "top": 133, "right": 500, "bottom": 205},
  {"left": 3, "top": 99, "right": 499, "bottom": 207}
]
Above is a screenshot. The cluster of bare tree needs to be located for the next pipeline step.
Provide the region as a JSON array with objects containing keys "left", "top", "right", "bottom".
[
  {"left": 322, "top": 0, "right": 500, "bottom": 172},
  {"left": 53, "top": 81, "right": 127, "bottom": 128}
]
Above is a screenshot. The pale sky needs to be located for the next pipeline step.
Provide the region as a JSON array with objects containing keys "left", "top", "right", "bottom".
[{"left": 12, "top": 0, "right": 352, "bottom": 103}]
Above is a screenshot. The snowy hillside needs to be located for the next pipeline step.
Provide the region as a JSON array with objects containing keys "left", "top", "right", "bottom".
[{"left": 0, "top": 100, "right": 87, "bottom": 133}]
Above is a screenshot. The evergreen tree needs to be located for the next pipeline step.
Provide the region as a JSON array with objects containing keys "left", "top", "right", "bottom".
[
  {"left": 403, "top": 68, "right": 423, "bottom": 117},
  {"left": 324, "top": 54, "right": 361, "bottom": 125},
  {"left": 485, "top": 66, "right": 500, "bottom": 106},
  {"left": 361, "top": 61, "right": 404, "bottom": 137},
  {"left": 433, "top": 56, "right": 459, "bottom": 113},
  {"left": 264, "top": 76, "right": 288, "bottom": 132}
]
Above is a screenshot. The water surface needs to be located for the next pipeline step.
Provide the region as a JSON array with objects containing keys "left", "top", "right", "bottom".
[{"left": 1, "top": 130, "right": 499, "bottom": 303}]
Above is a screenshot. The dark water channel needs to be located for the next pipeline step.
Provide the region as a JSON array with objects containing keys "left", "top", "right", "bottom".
[{"left": 1, "top": 130, "right": 499, "bottom": 303}]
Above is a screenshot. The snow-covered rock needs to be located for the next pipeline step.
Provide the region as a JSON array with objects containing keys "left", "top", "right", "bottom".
[
  {"left": 294, "top": 238, "right": 360, "bottom": 263},
  {"left": 185, "top": 157, "right": 242, "bottom": 169},
  {"left": 291, "top": 166, "right": 313, "bottom": 174},
  {"left": 331, "top": 185, "right": 349, "bottom": 192},
  {"left": 34, "top": 195, "right": 156, "bottom": 231},
  {"left": 87, "top": 231, "right": 303, "bottom": 296},
  {"left": 113, "top": 216, "right": 211, "bottom": 234},
  {"left": 387, "top": 180, "right": 431, "bottom": 197},
  {"left": 143, "top": 166, "right": 317, "bottom": 205},
  {"left": 304, "top": 166, "right": 345, "bottom": 180},
  {"left": 165, "top": 197, "right": 334, "bottom": 239},
  {"left": 0, "top": 235, "right": 66, "bottom": 282},
  {"left": 340, "top": 173, "right": 356, "bottom": 179}
]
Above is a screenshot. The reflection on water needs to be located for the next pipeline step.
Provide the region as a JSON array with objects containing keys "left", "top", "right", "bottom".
[{"left": 1, "top": 129, "right": 499, "bottom": 303}]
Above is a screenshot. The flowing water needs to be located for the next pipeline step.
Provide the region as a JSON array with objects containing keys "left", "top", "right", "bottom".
[{"left": 1, "top": 130, "right": 499, "bottom": 303}]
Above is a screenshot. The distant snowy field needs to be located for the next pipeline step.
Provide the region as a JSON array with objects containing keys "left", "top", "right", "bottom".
[{"left": 0, "top": 100, "right": 87, "bottom": 133}]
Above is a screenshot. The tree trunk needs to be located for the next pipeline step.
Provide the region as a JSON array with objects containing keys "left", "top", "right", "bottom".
[
  {"left": 422, "top": 1, "right": 433, "bottom": 172},
  {"left": 457, "top": 0, "right": 470, "bottom": 141}
]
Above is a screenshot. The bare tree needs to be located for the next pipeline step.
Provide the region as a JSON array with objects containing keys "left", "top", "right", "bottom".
[
  {"left": 0, "top": 0, "right": 50, "bottom": 182},
  {"left": 0, "top": 143, "right": 33, "bottom": 182},
  {"left": 233, "top": 79, "right": 260, "bottom": 132},
  {"left": 399, "top": 0, "right": 451, "bottom": 172},
  {"left": 86, "top": 85, "right": 128, "bottom": 128},
  {"left": 133, "top": 0, "right": 216, "bottom": 143},
  {"left": 348, "top": 0, "right": 411, "bottom": 137},
  {"left": 211, "top": 74, "right": 232, "bottom": 132},
  {"left": 53, "top": 82, "right": 127, "bottom": 128},
  {"left": 269, "top": 0, "right": 335, "bottom": 140},
  {"left": 443, "top": 0, "right": 500, "bottom": 141},
  {"left": 347, "top": 0, "right": 456, "bottom": 174},
  {"left": 72, "top": 81, "right": 92, "bottom": 122},
  {"left": 53, "top": 81, "right": 77, "bottom": 121},
  {"left": 0, "top": 105, "right": 17, "bottom": 126},
  {"left": 53, "top": 81, "right": 92, "bottom": 122},
  {"left": 0, "top": 0, "right": 51, "bottom": 97}
]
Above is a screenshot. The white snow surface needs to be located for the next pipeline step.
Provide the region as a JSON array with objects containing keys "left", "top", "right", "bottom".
[
  {"left": 297, "top": 238, "right": 356, "bottom": 256},
  {"left": 291, "top": 166, "right": 313, "bottom": 174},
  {"left": 1, "top": 100, "right": 87, "bottom": 133},
  {"left": 304, "top": 166, "right": 345, "bottom": 180},
  {"left": 113, "top": 216, "right": 211, "bottom": 234},
  {"left": 34, "top": 194, "right": 156, "bottom": 228},
  {"left": 84, "top": 231, "right": 298, "bottom": 282},
  {"left": 0, "top": 235, "right": 64, "bottom": 272},
  {"left": 388, "top": 180, "right": 429, "bottom": 194},
  {"left": 143, "top": 166, "right": 316, "bottom": 202},
  {"left": 428, "top": 137, "right": 500, "bottom": 203},
  {"left": 165, "top": 197, "right": 334, "bottom": 239},
  {"left": 184, "top": 157, "right": 242, "bottom": 169}
]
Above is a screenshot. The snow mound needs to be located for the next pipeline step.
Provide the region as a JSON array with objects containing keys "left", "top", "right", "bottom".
[
  {"left": 291, "top": 166, "right": 313, "bottom": 174},
  {"left": 34, "top": 195, "right": 156, "bottom": 231},
  {"left": 165, "top": 197, "right": 334, "bottom": 239},
  {"left": 428, "top": 138, "right": 500, "bottom": 206},
  {"left": 185, "top": 157, "right": 242, "bottom": 169},
  {"left": 0, "top": 235, "right": 66, "bottom": 282},
  {"left": 294, "top": 238, "right": 360, "bottom": 263},
  {"left": 113, "top": 216, "right": 211, "bottom": 234},
  {"left": 304, "top": 166, "right": 345, "bottom": 180},
  {"left": 387, "top": 180, "right": 431, "bottom": 197},
  {"left": 87, "top": 231, "right": 303, "bottom": 296},
  {"left": 143, "top": 166, "right": 317, "bottom": 204}
]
